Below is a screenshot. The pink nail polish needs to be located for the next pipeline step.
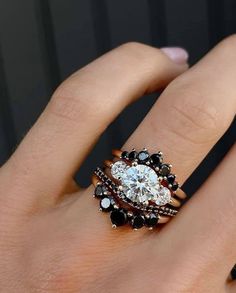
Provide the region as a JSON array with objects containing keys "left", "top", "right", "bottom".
[{"left": 161, "top": 47, "right": 189, "bottom": 64}]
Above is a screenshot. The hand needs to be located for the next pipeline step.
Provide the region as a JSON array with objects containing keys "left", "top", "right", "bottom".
[{"left": 0, "top": 38, "right": 235, "bottom": 293}]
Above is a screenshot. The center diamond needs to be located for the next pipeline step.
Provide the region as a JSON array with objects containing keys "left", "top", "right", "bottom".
[{"left": 120, "top": 164, "right": 160, "bottom": 204}]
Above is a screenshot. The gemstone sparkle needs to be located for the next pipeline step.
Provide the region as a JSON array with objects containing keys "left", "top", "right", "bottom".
[
  {"left": 111, "top": 158, "right": 172, "bottom": 206},
  {"left": 111, "top": 161, "right": 128, "bottom": 180},
  {"left": 154, "top": 186, "right": 171, "bottom": 206},
  {"left": 120, "top": 164, "right": 160, "bottom": 204}
]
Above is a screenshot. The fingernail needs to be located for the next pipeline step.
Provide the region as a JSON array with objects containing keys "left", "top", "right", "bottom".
[{"left": 161, "top": 47, "right": 189, "bottom": 64}]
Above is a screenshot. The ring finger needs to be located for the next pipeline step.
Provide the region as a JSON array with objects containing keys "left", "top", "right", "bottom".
[{"left": 124, "top": 35, "right": 236, "bottom": 184}]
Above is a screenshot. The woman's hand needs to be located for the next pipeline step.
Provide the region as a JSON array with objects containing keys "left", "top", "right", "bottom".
[{"left": 0, "top": 37, "right": 235, "bottom": 293}]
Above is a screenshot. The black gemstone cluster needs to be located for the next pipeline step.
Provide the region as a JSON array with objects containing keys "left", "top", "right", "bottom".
[
  {"left": 121, "top": 149, "right": 179, "bottom": 192},
  {"left": 94, "top": 183, "right": 159, "bottom": 229}
]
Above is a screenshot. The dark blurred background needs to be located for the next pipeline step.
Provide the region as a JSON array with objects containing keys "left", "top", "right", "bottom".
[{"left": 0, "top": 0, "right": 235, "bottom": 195}]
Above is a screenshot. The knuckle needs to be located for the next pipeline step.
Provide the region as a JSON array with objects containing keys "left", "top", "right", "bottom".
[
  {"left": 164, "top": 79, "right": 224, "bottom": 145},
  {"left": 48, "top": 41, "right": 165, "bottom": 127},
  {"left": 117, "top": 42, "right": 163, "bottom": 67},
  {"left": 49, "top": 81, "right": 101, "bottom": 126},
  {"left": 48, "top": 92, "right": 86, "bottom": 125},
  {"left": 118, "top": 41, "right": 149, "bottom": 52}
]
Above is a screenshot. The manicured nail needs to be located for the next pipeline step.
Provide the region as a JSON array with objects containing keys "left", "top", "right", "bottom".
[{"left": 161, "top": 47, "right": 189, "bottom": 64}]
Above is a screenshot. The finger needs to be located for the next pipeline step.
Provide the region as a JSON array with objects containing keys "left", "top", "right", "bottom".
[
  {"left": 155, "top": 144, "right": 236, "bottom": 291},
  {"left": 1, "top": 43, "right": 187, "bottom": 209},
  {"left": 72, "top": 36, "right": 236, "bottom": 229},
  {"left": 123, "top": 35, "right": 236, "bottom": 184}
]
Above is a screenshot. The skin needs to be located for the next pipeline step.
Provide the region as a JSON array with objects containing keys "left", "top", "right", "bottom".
[{"left": 0, "top": 36, "right": 235, "bottom": 293}]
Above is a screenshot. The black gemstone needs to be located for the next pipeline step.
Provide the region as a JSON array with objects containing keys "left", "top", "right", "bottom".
[
  {"left": 94, "top": 185, "right": 107, "bottom": 198},
  {"left": 171, "top": 182, "right": 179, "bottom": 191},
  {"left": 167, "top": 174, "right": 176, "bottom": 184},
  {"left": 159, "top": 164, "right": 171, "bottom": 176},
  {"left": 121, "top": 151, "right": 129, "bottom": 159},
  {"left": 131, "top": 214, "right": 145, "bottom": 229},
  {"left": 100, "top": 197, "right": 113, "bottom": 212},
  {"left": 111, "top": 183, "right": 117, "bottom": 191},
  {"left": 145, "top": 213, "right": 158, "bottom": 228},
  {"left": 150, "top": 153, "right": 162, "bottom": 166},
  {"left": 128, "top": 150, "right": 138, "bottom": 161},
  {"left": 110, "top": 209, "right": 127, "bottom": 226},
  {"left": 138, "top": 151, "right": 149, "bottom": 162}
]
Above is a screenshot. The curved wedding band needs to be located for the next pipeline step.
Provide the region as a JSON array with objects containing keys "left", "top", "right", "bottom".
[{"left": 92, "top": 148, "right": 186, "bottom": 230}]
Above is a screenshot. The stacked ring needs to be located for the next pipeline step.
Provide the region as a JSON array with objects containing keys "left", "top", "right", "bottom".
[{"left": 92, "top": 148, "right": 186, "bottom": 230}]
